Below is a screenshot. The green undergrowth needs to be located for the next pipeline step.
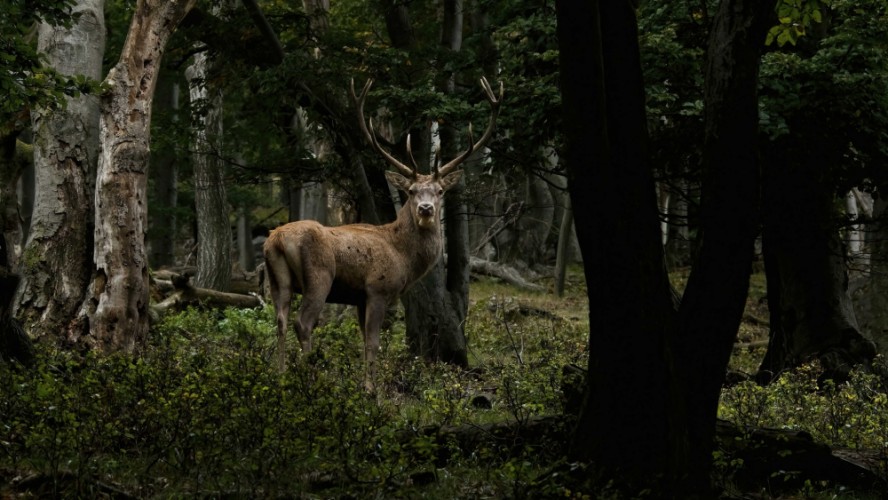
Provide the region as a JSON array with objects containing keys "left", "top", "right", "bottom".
[
  {"left": 0, "top": 282, "right": 590, "bottom": 498},
  {"left": 2, "top": 271, "right": 887, "bottom": 497}
]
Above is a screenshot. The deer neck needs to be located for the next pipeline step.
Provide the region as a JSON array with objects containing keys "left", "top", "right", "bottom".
[{"left": 390, "top": 203, "right": 443, "bottom": 278}]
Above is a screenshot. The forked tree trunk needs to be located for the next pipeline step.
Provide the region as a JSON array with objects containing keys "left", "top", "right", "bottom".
[
  {"left": 82, "top": 0, "right": 196, "bottom": 352},
  {"left": 671, "top": 0, "right": 771, "bottom": 492},
  {"left": 15, "top": 0, "right": 105, "bottom": 341}
]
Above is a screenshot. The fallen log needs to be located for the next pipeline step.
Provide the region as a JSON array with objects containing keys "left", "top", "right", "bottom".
[
  {"left": 469, "top": 257, "right": 546, "bottom": 292},
  {"left": 151, "top": 272, "right": 262, "bottom": 316}
]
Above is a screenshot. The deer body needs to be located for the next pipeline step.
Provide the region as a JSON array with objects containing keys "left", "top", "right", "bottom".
[{"left": 265, "top": 77, "right": 501, "bottom": 390}]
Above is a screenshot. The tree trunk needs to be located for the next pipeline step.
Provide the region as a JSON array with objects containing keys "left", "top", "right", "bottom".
[
  {"left": 15, "top": 0, "right": 105, "bottom": 341},
  {"left": 759, "top": 153, "right": 876, "bottom": 381},
  {"left": 505, "top": 174, "right": 554, "bottom": 267},
  {"left": 664, "top": 172, "right": 692, "bottom": 269},
  {"left": 555, "top": 0, "right": 675, "bottom": 479},
  {"left": 554, "top": 200, "right": 573, "bottom": 297},
  {"left": 82, "top": 0, "right": 196, "bottom": 352},
  {"left": 149, "top": 77, "right": 180, "bottom": 268},
  {"left": 187, "top": 51, "right": 231, "bottom": 292},
  {"left": 855, "top": 199, "right": 888, "bottom": 355},
  {"left": 0, "top": 137, "right": 31, "bottom": 272},
  {"left": 236, "top": 205, "right": 255, "bottom": 271},
  {"left": 402, "top": 0, "right": 469, "bottom": 366},
  {"left": 670, "top": 0, "right": 771, "bottom": 492}
]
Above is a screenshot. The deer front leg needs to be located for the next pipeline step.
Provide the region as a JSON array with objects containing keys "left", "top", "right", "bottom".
[{"left": 360, "top": 297, "right": 387, "bottom": 392}]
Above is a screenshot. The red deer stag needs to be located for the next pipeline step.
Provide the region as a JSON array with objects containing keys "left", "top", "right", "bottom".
[{"left": 264, "top": 77, "right": 502, "bottom": 389}]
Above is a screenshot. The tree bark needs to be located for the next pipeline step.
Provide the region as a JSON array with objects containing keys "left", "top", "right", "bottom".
[
  {"left": 0, "top": 137, "right": 31, "bottom": 272},
  {"left": 82, "top": 0, "right": 196, "bottom": 352},
  {"left": 670, "top": 0, "right": 771, "bottom": 492},
  {"left": 401, "top": 0, "right": 469, "bottom": 366},
  {"left": 554, "top": 200, "right": 573, "bottom": 297},
  {"left": 15, "top": 0, "right": 105, "bottom": 341},
  {"left": 759, "top": 151, "right": 876, "bottom": 381},
  {"left": 149, "top": 77, "right": 180, "bottom": 268},
  {"left": 855, "top": 199, "right": 888, "bottom": 355},
  {"left": 187, "top": 50, "right": 231, "bottom": 292},
  {"left": 555, "top": 0, "right": 675, "bottom": 479}
]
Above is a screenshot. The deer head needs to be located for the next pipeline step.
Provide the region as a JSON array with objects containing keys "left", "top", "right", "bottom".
[{"left": 350, "top": 77, "right": 503, "bottom": 229}]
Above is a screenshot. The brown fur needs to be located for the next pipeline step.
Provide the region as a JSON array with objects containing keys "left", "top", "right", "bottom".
[
  {"left": 263, "top": 171, "right": 461, "bottom": 388},
  {"left": 265, "top": 77, "right": 501, "bottom": 390}
]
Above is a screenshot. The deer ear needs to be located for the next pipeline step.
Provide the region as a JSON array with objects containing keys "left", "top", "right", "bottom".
[
  {"left": 439, "top": 170, "right": 463, "bottom": 191},
  {"left": 385, "top": 171, "right": 412, "bottom": 192}
]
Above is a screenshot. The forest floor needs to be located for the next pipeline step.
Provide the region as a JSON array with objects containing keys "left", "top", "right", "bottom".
[{"left": 1, "top": 265, "right": 886, "bottom": 498}]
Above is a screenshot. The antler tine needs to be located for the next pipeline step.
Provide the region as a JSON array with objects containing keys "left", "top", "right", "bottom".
[
  {"left": 438, "top": 77, "right": 503, "bottom": 177},
  {"left": 368, "top": 118, "right": 417, "bottom": 178},
  {"left": 350, "top": 78, "right": 416, "bottom": 178}
]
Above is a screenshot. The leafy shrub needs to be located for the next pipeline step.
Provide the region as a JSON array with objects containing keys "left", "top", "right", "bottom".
[{"left": 1, "top": 296, "right": 588, "bottom": 498}]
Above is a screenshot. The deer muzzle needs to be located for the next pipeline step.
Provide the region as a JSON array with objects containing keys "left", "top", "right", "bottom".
[{"left": 418, "top": 202, "right": 435, "bottom": 218}]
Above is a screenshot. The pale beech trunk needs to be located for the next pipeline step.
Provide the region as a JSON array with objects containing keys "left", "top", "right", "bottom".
[
  {"left": 857, "top": 199, "right": 888, "bottom": 354},
  {"left": 15, "top": 0, "right": 105, "bottom": 341},
  {"left": 83, "top": 0, "right": 196, "bottom": 352},
  {"left": 187, "top": 51, "right": 231, "bottom": 291}
]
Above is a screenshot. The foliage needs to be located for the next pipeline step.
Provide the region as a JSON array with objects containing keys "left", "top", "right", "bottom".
[
  {"left": 720, "top": 360, "right": 888, "bottom": 453},
  {"left": 767, "top": 0, "right": 830, "bottom": 47},
  {"left": 4, "top": 270, "right": 888, "bottom": 497},
  {"left": 0, "top": 276, "right": 589, "bottom": 497},
  {"left": 759, "top": 0, "right": 888, "bottom": 193}
]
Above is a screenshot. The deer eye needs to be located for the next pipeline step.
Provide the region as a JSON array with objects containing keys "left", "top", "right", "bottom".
[
  {"left": 408, "top": 188, "right": 415, "bottom": 196},
  {"left": 438, "top": 189, "right": 444, "bottom": 195}
]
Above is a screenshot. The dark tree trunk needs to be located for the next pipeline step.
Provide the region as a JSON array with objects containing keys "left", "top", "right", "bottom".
[
  {"left": 401, "top": 0, "right": 469, "bottom": 366},
  {"left": 0, "top": 135, "right": 30, "bottom": 272},
  {"left": 149, "top": 77, "right": 180, "bottom": 268},
  {"left": 759, "top": 149, "right": 876, "bottom": 381},
  {"left": 555, "top": 0, "right": 675, "bottom": 478},
  {"left": 670, "top": 0, "right": 771, "bottom": 492}
]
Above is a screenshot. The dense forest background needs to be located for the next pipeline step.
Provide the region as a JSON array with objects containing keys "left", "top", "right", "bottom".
[{"left": 2, "top": 0, "right": 888, "bottom": 497}]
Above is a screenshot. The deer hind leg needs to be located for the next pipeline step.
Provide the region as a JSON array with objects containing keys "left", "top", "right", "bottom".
[{"left": 267, "top": 260, "right": 293, "bottom": 372}]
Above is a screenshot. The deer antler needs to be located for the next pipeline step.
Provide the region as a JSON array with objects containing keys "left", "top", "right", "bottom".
[
  {"left": 437, "top": 76, "right": 503, "bottom": 178},
  {"left": 350, "top": 78, "right": 416, "bottom": 179}
]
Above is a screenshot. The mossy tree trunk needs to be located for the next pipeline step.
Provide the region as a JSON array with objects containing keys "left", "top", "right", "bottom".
[{"left": 15, "top": 0, "right": 105, "bottom": 342}]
